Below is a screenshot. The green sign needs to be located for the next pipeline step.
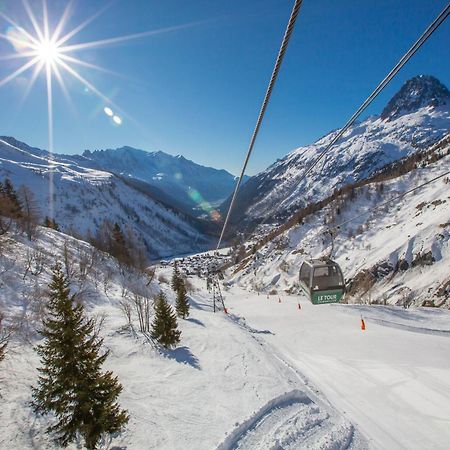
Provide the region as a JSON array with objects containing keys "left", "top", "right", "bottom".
[{"left": 311, "top": 289, "right": 343, "bottom": 305}]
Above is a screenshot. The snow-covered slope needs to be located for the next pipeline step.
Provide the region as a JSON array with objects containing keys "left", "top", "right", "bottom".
[
  {"left": 224, "top": 75, "right": 450, "bottom": 225},
  {"left": 0, "top": 137, "right": 213, "bottom": 258},
  {"left": 77, "top": 146, "right": 245, "bottom": 216},
  {"left": 223, "top": 285, "right": 450, "bottom": 450},
  {"left": 0, "top": 227, "right": 367, "bottom": 449},
  {"left": 227, "top": 142, "right": 450, "bottom": 307}
]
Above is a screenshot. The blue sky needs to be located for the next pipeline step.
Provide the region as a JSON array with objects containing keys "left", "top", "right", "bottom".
[{"left": 0, "top": 0, "right": 448, "bottom": 175}]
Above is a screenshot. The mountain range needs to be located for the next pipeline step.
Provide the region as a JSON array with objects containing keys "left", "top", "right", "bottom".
[
  {"left": 73, "top": 146, "right": 246, "bottom": 217},
  {"left": 0, "top": 137, "right": 217, "bottom": 259},
  {"left": 1, "top": 75, "right": 448, "bottom": 257},
  {"left": 220, "top": 75, "right": 450, "bottom": 228}
]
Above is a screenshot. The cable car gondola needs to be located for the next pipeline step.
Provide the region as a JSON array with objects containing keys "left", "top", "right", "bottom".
[{"left": 299, "top": 259, "right": 345, "bottom": 305}]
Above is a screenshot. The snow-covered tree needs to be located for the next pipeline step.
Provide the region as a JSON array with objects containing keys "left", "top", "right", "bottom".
[
  {"left": 31, "top": 264, "right": 128, "bottom": 449},
  {"left": 151, "top": 292, "right": 181, "bottom": 349}
]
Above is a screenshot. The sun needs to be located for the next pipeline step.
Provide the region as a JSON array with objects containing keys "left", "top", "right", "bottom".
[
  {"left": 0, "top": 0, "right": 201, "bottom": 157},
  {"left": 34, "top": 39, "right": 61, "bottom": 65}
]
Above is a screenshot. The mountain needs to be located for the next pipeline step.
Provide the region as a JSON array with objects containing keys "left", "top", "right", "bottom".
[
  {"left": 381, "top": 75, "right": 449, "bottom": 121},
  {"left": 227, "top": 134, "right": 450, "bottom": 307},
  {"left": 221, "top": 75, "right": 450, "bottom": 227},
  {"left": 77, "top": 146, "right": 246, "bottom": 217},
  {"left": 0, "top": 137, "right": 215, "bottom": 259}
]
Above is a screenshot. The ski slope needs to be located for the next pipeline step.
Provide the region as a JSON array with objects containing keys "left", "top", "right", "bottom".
[
  {"left": 223, "top": 287, "right": 450, "bottom": 450},
  {"left": 0, "top": 230, "right": 365, "bottom": 449},
  {"left": 1, "top": 228, "right": 448, "bottom": 449}
]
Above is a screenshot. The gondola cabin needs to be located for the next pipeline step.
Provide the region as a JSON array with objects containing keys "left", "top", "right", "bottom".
[{"left": 299, "top": 259, "right": 345, "bottom": 305}]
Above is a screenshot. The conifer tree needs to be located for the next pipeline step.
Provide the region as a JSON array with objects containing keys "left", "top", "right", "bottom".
[
  {"left": 171, "top": 261, "right": 182, "bottom": 292},
  {"left": 151, "top": 292, "right": 181, "bottom": 349},
  {"left": 175, "top": 279, "right": 190, "bottom": 319},
  {"left": 111, "top": 222, "right": 130, "bottom": 265},
  {"left": 31, "top": 264, "right": 129, "bottom": 449}
]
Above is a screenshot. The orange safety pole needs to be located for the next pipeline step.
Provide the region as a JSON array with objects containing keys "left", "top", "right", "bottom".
[{"left": 361, "top": 317, "right": 366, "bottom": 330}]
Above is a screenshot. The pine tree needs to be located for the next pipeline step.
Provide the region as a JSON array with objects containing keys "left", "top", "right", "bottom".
[
  {"left": 151, "top": 292, "right": 181, "bottom": 349},
  {"left": 3, "top": 179, "right": 21, "bottom": 209},
  {"left": 175, "top": 279, "right": 190, "bottom": 319},
  {"left": 171, "top": 261, "right": 182, "bottom": 292},
  {"left": 31, "top": 264, "right": 129, "bottom": 449}
]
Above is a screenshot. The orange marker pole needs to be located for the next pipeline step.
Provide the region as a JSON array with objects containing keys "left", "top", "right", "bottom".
[
  {"left": 298, "top": 302, "right": 301, "bottom": 310},
  {"left": 361, "top": 318, "right": 366, "bottom": 331}
]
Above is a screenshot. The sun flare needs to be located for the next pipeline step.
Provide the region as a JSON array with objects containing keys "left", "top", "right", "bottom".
[
  {"left": 0, "top": 0, "right": 199, "bottom": 156},
  {"left": 35, "top": 39, "right": 61, "bottom": 65}
]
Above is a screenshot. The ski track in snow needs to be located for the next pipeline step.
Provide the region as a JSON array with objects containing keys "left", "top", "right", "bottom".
[
  {"left": 215, "top": 301, "right": 368, "bottom": 450},
  {"left": 221, "top": 288, "right": 450, "bottom": 450},
  {"left": 333, "top": 306, "right": 450, "bottom": 337},
  {"left": 217, "top": 390, "right": 357, "bottom": 450}
]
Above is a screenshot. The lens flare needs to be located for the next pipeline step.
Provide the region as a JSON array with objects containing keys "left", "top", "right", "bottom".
[
  {"left": 187, "top": 187, "right": 221, "bottom": 220},
  {"left": 0, "top": 0, "right": 204, "bottom": 153},
  {"left": 0, "top": 0, "right": 205, "bottom": 223}
]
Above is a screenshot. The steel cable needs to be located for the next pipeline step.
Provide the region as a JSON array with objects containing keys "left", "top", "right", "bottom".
[
  {"left": 279, "top": 3, "right": 450, "bottom": 205},
  {"left": 217, "top": 0, "right": 304, "bottom": 249}
]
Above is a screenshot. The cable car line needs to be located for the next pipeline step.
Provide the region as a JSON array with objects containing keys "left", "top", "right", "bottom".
[
  {"left": 243, "top": 3, "right": 449, "bottom": 241},
  {"left": 283, "top": 3, "right": 450, "bottom": 197},
  {"left": 217, "top": 0, "right": 304, "bottom": 249},
  {"left": 298, "top": 167, "right": 450, "bottom": 305},
  {"left": 212, "top": 3, "right": 449, "bottom": 310}
]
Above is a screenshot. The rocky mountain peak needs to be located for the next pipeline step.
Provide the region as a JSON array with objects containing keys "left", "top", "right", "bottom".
[{"left": 381, "top": 75, "right": 449, "bottom": 121}]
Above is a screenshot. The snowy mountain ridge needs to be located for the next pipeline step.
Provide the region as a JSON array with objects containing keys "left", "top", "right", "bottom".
[
  {"left": 223, "top": 75, "right": 450, "bottom": 226},
  {"left": 79, "top": 146, "right": 246, "bottom": 216},
  {"left": 0, "top": 137, "right": 214, "bottom": 259}
]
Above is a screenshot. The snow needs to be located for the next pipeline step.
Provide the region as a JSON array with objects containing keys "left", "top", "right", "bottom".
[
  {"left": 216, "top": 390, "right": 359, "bottom": 450},
  {"left": 223, "top": 287, "right": 450, "bottom": 450},
  {"left": 230, "top": 152, "right": 450, "bottom": 307},
  {"left": 0, "top": 229, "right": 365, "bottom": 450},
  {"left": 1, "top": 224, "right": 450, "bottom": 449},
  {"left": 236, "top": 103, "right": 449, "bottom": 222},
  {"left": 0, "top": 137, "right": 212, "bottom": 258}
]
